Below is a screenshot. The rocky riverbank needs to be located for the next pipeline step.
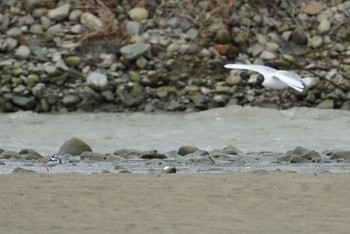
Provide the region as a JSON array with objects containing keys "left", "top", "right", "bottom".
[
  {"left": 1, "top": 137, "right": 350, "bottom": 174},
  {"left": 0, "top": 0, "right": 349, "bottom": 112}
]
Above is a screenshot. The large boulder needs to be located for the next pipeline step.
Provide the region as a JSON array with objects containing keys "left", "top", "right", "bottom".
[{"left": 58, "top": 137, "right": 92, "bottom": 156}]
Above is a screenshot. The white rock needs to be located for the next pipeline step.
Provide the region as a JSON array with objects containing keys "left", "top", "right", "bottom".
[
  {"left": 15, "top": 45, "right": 31, "bottom": 60},
  {"left": 259, "top": 50, "right": 276, "bottom": 60},
  {"left": 80, "top": 12, "right": 103, "bottom": 30},
  {"left": 86, "top": 72, "right": 108, "bottom": 89},
  {"left": 308, "top": 35, "right": 323, "bottom": 48},
  {"left": 69, "top": 9, "right": 83, "bottom": 21},
  {"left": 265, "top": 42, "right": 280, "bottom": 52},
  {"left": 48, "top": 3, "right": 70, "bottom": 21},
  {"left": 128, "top": 8, "right": 149, "bottom": 22},
  {"left": 247, "top": 43, "right": 264, "bottom": 57},
  {"left": 6, "top": 27, "right": 22, "bottom": 37},
  {"left": 120, "top": 42, "right": 151, "bottom": 60},
  {"left": 317, "top": 19, "right": 331, "bottom": 34}
]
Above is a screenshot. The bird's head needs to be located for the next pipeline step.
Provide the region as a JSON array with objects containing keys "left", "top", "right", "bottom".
[{"left": 253, "top": 75, "right": 264, "bottom": 88}]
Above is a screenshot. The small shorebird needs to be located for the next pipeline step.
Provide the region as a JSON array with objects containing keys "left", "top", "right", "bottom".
[
  {"left": 44, "top": 154, "right": 63, "bottom": 172},
  {"left": 224, "top": 64, "right": 316, "bottom": 92}
]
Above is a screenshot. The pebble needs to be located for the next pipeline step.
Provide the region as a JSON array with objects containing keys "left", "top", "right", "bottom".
[
  {"left": 86, "top": 72, "right": 108, "bottom": 89},
  {"left": 225, "top": 73, "right": 241, "bottom": 86},
  {"left": 15, "top": 45, "right": 31, "bottom": 60},
  {"left": 6, "top": 27, "right": 22, "bottom": 37},
  {"left": 301, "top": 2, "right": 325, "bottom": 15},
  {"left": 128, "top": 8, "right": 149, "bottom": 22},
  {"left": 80, "top": 12, "right": 103, "bottom": 30},
  {"left": 48, "top": 3, "right": 70, "bottom": 21},
  {"left": 317, "top": 19, "right": 331, "bottom": 34},
  {"left": 120, "top": 42, "right": 151, "bottom": 60},
  {"left": 316, "top": 99, "right": 334, "bottom": 109},
  {"left": 126, "top": 21, "right": 144, "bottom": 35},
  {"left": 259, "top": 50, "right": 277, "bottom": 60},
  {"left": 308, "top": 35, "right": 324, "bottom": 48}
]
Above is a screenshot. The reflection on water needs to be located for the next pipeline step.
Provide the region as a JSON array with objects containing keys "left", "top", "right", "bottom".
[{"left": 0, "top": 106, "right": 349, "bottom": 155}]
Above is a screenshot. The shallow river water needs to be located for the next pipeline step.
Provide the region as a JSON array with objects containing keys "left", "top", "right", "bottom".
[{"left": 1, "top": 106, "right": 350, "bottom": 174}]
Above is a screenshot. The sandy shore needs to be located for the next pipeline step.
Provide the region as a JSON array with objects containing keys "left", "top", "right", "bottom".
[{"left": 0, "top": 173, "right": 349, "bottom": 234}]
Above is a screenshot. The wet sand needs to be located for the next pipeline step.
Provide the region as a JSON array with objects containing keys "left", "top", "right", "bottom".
[{"left": 0, "top": 173, "right": 349, "bottom": 234}]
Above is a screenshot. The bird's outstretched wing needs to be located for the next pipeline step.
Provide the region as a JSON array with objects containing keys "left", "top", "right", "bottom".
[
  {"left": 224, "top": 64, "right": 277, "bottom": 75},
  {"left": 275, "top": 71, "right": 305, "bottom": 92}
]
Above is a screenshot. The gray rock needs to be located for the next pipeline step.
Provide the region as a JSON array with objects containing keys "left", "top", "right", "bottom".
[
  {"left": 6, "top": 27, "right": 22, "bottom": 37},
  {"left": 80, "top": 12, "right": 103, "bottom": 30},
  {"left": 265, "top": 42, "right": 280, "bottom": 52},
  {"left": 13, "top": 85, "right": 27, "bottom": 94},
  {"left": 178, "top": 145, "right": 199, "bottom": 156},
  {"left": 226, "top": 74, "right": 241, "bottom": 86},
  {"left": 15, "top": 45, "right": 31, "bottom": 60},
  {"left": 308, "top": 35, "right": 323, "bottom": 48},
  {"left": 128, "top": 8, "right": 149, "bottom": 21},
  {"left": 247, "top": 43, "right": 264, "bottom": 57},
  {"left": 23, "top": 0, "right": 45, "bottom": 11},
  {"left": 69, "top": 9, "right": 83, "bottom": 21},
  {"left": 47, "top": 24, "right": 64, "bottom": 35},
  {"left": 86, "top": 72, "right": 108, "bottom": 89},
  {"left": 12, "top": 167, "right": 36, "bottom": 173},
  {"left": 186, "top": 28, "right": 198, "bottom": 40},
  {"left": 12, "top": 96, "right": 36, "bottom": 110},
  {"left": 106, "top": 154, "right": 125, "bottom": 162},
  {"left": 301, "top": 2, "right": 325, "bottom": 15},
  {"left": 190, "top": 94, "right": 206, "bottom": 107},
  {"left": 114, "top": 148, "right": 158, "bottom": 159},
  {"left": 80, "top": 151, "right": 106, "bottom": 161},
  {"left": 48, "top": 3, "right": 70, "bottom": 21},
  {"left": 67, "top": 155, "right": 81, "bottom": 163},
  {"left": 317, "top": 19, "right": 331, "bottom": 34},
  {"left": 341, "top": 101, "right": 350, "bottom": 110},
  {"left": 120, "top": 42, "right": 151, "bottom": 60},
  {"left": 293, "top": 146, "right": 321, "bottom": 162},
  {"left": 290, "top": 29, "right": 307, "bottom": 45},
  {"left": 0, "top": 150, "right": 22, "bottom": 160},
  {"left": 279, "top": 154, "right": 310, "bottom": 163},
  {"left": 126, "top": 21, "right": 144, "bottom": 35},
  {"left": 259, "top": 50, "right": 277, "bottom": 60},
  {"left": 221, "top": 145, "right": 242, "bottom": 155},
  {"left": 166, "top": 100, "right": 182, "bottom": 111},
  {"left": 62, "top": 95, "right": 80, "bottom": 106},
  {"left": 18, "top": 149, "right": 43, "bottom": 160},
  {"left": 97, "top": 54, "right": 115, "bottom": 68},
  {"left": 330, "top": 151, "right": 350, "bottom": 161},
  {"left": 139, "top": 152, "right": 167, "bottom": 159},
  {"left": 316, "top": 99, "right": 334, "bottom": 109},
  {"left": 29, "top": 24, "right": 44, "bottom": 34},
  {"left": 58, "top": 137, "right": 92, "bottom": 156},
  {"left": 2, "top": 37, "right": 18, "bottom": 51},
  {"left": 101, "top": 90, "right": 115, "bottom": 101},
  {"left": 214, "top": 28, "right": 231, "bottom": 44},
  {"left": 167, "top": 16, "right": 192, "bottom": 32},
  {"left": 136, "top": 56, "right": 147, "bottom": 69}
]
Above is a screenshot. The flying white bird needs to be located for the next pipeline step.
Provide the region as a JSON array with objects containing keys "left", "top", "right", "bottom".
[{"left": 224, "top": 64, "right": 316, "bottom": 92}]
